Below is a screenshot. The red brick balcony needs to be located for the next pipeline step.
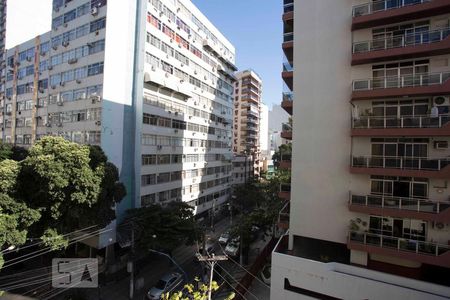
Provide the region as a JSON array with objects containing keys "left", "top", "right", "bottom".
[
  {"left": 279, "top": 160, "right": 292, "bottom": 170},
  {"left": 352, "top": 71, "right": 450, "bottom": 100},
  {"left": 349, "top": 193, "right": 450, "bottom": 223},
  {"left": 282, "top": 63, "right": 293, "bottom": 91},
  {"left": 348, "top": 231, "right": 450, "bottom": 267},
  {"left": 351, "top": 114, "right": 450, "bottom": 137},
  {"left": 352, "top": 28, "right": 450, "bottom": 65},
  {"left": 351, "top": 156, "right": 450, "bottom": 178},
  {"left": 278, "top": 183, "right": 291, "bottom": 200},
  {"left": 281, "top": 92, "right": 293, "bottom": 115},
  {"left": 352, "top": 0, "right": 450, "bottom": 31}
]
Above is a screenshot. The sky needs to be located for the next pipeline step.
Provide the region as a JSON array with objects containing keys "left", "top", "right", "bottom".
[
  {"left": 5, "top": 0, "right": 52, "bottom": 49},
  {"left": 5, "top": 0, "right": 283, "bottom": 109},
  {"left": 192, "top": 0, "right": 283, "bottom": 109}
]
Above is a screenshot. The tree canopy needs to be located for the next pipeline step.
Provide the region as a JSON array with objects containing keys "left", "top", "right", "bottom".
[{"left": 123, "top": 201, "right": 198, "bottom": 253}]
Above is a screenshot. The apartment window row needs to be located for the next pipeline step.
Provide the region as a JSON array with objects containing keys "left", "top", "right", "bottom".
[
  {"left": 141, "top": 187, "right": 182, "bottom": 206},
  {"left": 16, "top": 100, "right": 34, "bottom": 112},
  {"left": 49, "top": 62, "right": 104, "bottom": 86},
  {"left": 141, "top": 134, "right": 231, "bottom": 149},
  {"left": 369, "top": 215, "right": 426, "bottom": 241},
  {"left": 141, "top": 163, "right": 231, "bottom": 180},
  {"left": 141, "top": 153, "right": 231, "bottom": 165},
  {"left": 143, "top": 113, "right": 231, "bottom": 137},
  {"left": 6, "top": 130, "right": 101, "bottom": 145},
  {"left": 370, "top": 175, "right": 428, "bottom": 199},
  {"left": 51, "top": 17, "right": 106, "bottom": 48},
  {"left": 14, "top": 134, "right": 32, "bottom": 145},
  {"left": 52, "top": 2, "right": 90, "bottom": 28},
  {"left": 143, "top": 93, "right": 232, "bottom": 124},
  {"left": 168, "top": 0, "right": 234, "bottom": 61},
  {"left": 15, "top": 118, "right": 32, "bottom": 128},
  {"left": 141, "top": 171, "right": 182, "bottom": 186},
  {"left": 49, "top": 39, "right": 105, "bottom": 67},
  {"left": 146, "top": 33, "right": 232, "bottom": 93},
  {"left": 145, "top": 53, "right": 232, "bottom": 102},
  {"left": 45, "top": 108, "right": 101, "bottom": 125},
  {"left": 182, "top": 177, "right": 230, "bottom": 196},
  {"left": 146, "top": 17, "right": 223, "bottom": 76}
]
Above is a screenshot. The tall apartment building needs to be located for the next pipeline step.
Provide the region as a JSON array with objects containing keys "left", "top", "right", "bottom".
[
  {"left": 0, "top": 0, "right": 236, "bottom": 248},
  {"left": 272, "top": 0, "right": 450, "bottom": 299},
  {"left": 233, "top": 69, "right": 262, "bottom": 175},
  {"left": 0, "top": 0, "right": 6, "bottom": 114}
]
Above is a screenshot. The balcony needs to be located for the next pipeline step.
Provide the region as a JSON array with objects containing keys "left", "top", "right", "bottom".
[
  {"left": 277, "top": 201, "right": 290, "bottom": 230},
  {"left": 281, "top": 123, "right": 292, "bottom": 140},
  {"left": 348, "top": 231, "right": 450, "bottom": 267},
  {"left": 283, "top": 33, "right": 293, "bottom": 62},
  {"left": 352, "top": 114, "right": 450, "bottom": 136},
  {"left": 352, "top": 0, "right": 450, "bottom": 30},
  {"left": 282, "top": 62, "right": 293, "bottom": 91},
  {"left": 351, "top": 155, "right": 450, "bottom": 178},
  {"left": 349, "top": 193, "right": 450, "bottom": 222},
  {"left": 279, "top": 183, "right": 291, "bottom": 200},
  {"left": 281, "top": 92, "right": 293, "bottom": 115},
  {"left": 352, "top": 28, "right": 450, "bottom": 65},
  {"left": 352, "top": 71, "right": 450, "bottom": 100}
]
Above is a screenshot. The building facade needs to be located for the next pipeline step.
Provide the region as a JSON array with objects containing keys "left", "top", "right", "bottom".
[
  {"left": 233, "top": 69, "right": 262, "bottom": 176},
  {"left": 272, "top": 0, "right": 450, "bottom": 299},
  {"left": 231, "top": 154, "right": 253, "bottom": 186},
  {"left": 0, "top": 0, "right": 236, "bottom": 247}
]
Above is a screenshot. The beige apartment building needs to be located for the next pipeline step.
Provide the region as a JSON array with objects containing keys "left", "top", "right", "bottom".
[
  {"left": 272, "top": 1, "right": 450, "bottom": 299},
  {"left": 233, "top": 69, "right": 262, "bottom": 176}
]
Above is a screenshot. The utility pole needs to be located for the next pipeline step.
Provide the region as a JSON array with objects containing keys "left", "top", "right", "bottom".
[{"left": 196, "top": 254, "right": 228, "bottom": 300}]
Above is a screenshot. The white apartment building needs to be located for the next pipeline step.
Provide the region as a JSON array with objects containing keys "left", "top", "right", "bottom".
[
  {"left": 272, "top": 0, "right": 450, "bottom": 299},
  {"left": 0, "top": 0, "right": 236, "bottom": 248},
  {"left": 233, "top": 69, "right": 262, "bottom": 175}
]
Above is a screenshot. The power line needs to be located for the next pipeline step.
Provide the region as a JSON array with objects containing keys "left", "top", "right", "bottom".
[
  {"left": 218, "top": 242, "right": 270, "bottom": 290},
  {"left": 215, "top": 263, "right": 260, "bottom": 300},
  {"left": 213, "top": 267, "right": 248, "bottom": 300}
]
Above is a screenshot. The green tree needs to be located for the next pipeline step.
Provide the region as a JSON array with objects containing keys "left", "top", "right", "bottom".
[
  {"left": 162, "top": 278, "right": 235, "bottom": 300},
  {"left": 0, "top": 159, "right": 40, "bottom": 268},
  {"left": 17, "top": 137, "right": 124, "bottom": 240},
  {"left": 123, "top": 201, "right": 198, "bottom": 254},
  {"left": 272, "top": 143, "right": 292, "bottom": 168}
]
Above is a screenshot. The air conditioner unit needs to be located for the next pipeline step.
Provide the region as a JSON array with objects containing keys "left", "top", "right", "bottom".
[
  {"left": 60, "top": 81, "right": 65, "bottom": 87},
  {"left": 57, "top": 101, "right": 63, "bottom": 106},
  {"left": 39, "top": 88, "right": 44, "bottom": 93},
  {"left": 76, "top": 79, "right": 82, "bottom": 84},
  {"left": 91, "top": 95, "right": 101, "bottom": 103},
  {"left": 63, "top": 23, "right": 68, "bottom": 28},
  {"left": 434, "top": 141, "right": 448, "bottom": 149},
  {"left": 68, "top": 58, "right": 78, "bottom": 64},
  {"left": 47, "top": 64, "right": 53, "bottom": 70},
  {"left": 151, "top": 66, "right": 156, "bottom": 71},
  {"left": 174, "top": 112, "right": 178, "bottom": 116},
  {"left": 52, "top": 45, "right": 58, "bottom": 50},
  {"left": 45, "top": 122, "right": 52, "bottom": 127},
  {"left": 87, "top": 42, "right": 94, "bottom": 48},
  {"left": 62, "top": 41, "right": 69, "bottom": 47},
  {"left": 51, "top": 85, "right": 56, "bottom": 89},
  {"left": 95, "top": 121, "right": 101, "bottom": 126},
  {"left": 157, "top": 145, "right": 162, "bottom": 150},
  {"left": 26, "top": 56, "right": 32, "bottom": 62},
  {"left": 57, "top": 122, "right": 63, "bottom": 127},
  {"left": 91, "top": 6, "right": 98, "bottom": 16},
  {"left": 433, "top": 96, "right": 449, "bottom": 106}
]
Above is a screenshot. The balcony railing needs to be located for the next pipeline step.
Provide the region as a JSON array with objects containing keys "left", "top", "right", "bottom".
[
  {"left": 282, "top": 122, "right": 292, "bottom": 132},
  {"left": 353, "top": 28, "right": 450, "bottom": 53},
  {"left": 353, "top": 71, "right": 450, "bottom": 91},
  {"left": 349, "top": 231, "right": 450, "bottom": 257},
  {"left": 284, "top": 3, "right": 293, "bottom": 13},
  {"left": 352, "top": 114, "right": 450, "bottom": 129},
  {"left": 283, "top": 92, "right": 293, "bottom": 102},
  {"left": 283, "top": 32, "right": 293, "bottom": 43},
  {"left": 352, "top": 0, "right": 431, "bottom": 17},
  {"left": 278, "top": 201, "right": 290, "bottom": 226},
  {"left": 352, "top": 155, "right": 450, "bottom": 171},
  {"left": 350, "top": 193, "right": 450, "bottom": 214}
]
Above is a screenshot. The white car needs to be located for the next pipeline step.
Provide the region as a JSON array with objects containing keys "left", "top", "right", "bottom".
[
  {"left": 146, "top": 272, "right": 183, "bottom": 299},
  {"left": 224, "top": 241, "right": 240, "bottom": 257},
  {"left": 218, "top": 232, "right": 230, "bottom": 245}
]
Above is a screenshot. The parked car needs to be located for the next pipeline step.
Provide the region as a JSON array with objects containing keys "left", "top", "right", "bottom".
[
  {"left": 146, "top": 272, "right": 183, "bottom": 299},
  {"left": 218, "top": 232, "right": 230, "bottom": 245},
  {"left": 224, "top": 241, "right": 240, "bottom": 257}
]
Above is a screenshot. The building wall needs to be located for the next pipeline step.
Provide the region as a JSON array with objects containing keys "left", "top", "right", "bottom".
[
  {"left": 290, "top": 0, "right": 354, "bottom": 244},
  {"left": 271, "top": 250, "right": 450, "bottom": 300},
  {"left": 259, "top": 102, "right": 269, "bottom": 157}
]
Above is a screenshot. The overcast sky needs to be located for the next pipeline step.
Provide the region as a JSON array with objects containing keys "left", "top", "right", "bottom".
[{"left": 6, "top": 0, "right": 52, "bottom": 49}]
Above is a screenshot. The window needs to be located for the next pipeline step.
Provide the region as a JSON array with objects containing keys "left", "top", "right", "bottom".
[
  {"left": 142, "top": 154, "right": 157, "bottom": 165},
  {"left": 147, "top": 14, "right": 161, "bottom": 29},
  {"left": 64, "top": 9, "right": 77, "bottom": 23},
  {"left": 90, "top": 17, "right": 106, "bottom": 32},
  {"left": 88, "top": 40, "right": 105, "bottom": 54},
  {"left": 172, "top": 119, "right": 186, "bottom": 130},
  {"left": 141, "top": 174, "right": 156, "bottom": 186},
  {"left": 40, "top": 42, "right": 50, "bottom": 54},
  {"left": 171, "top": 171, "right": 181, "bottom": 181},
  {"left": 158, "top": 154, "right": 171, "bottom": 164},
  {"left": 87, "top": 62, "right": 104, "bottom": 76},
  {"left": 157, "top": 172, "right": 170, "bottom": 184},
  {"left": 171, "top": 154, "right": 182, "bottom": 164},
  {"left": 141, "top": 194, "right": 156, "bottom": 206}
]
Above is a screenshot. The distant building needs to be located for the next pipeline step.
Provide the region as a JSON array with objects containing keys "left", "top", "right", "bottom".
[
  {"left": 233, "top": 69, "right": 263, "bottom": 176},
  {"left": 259, "top": 102, "right": 269, "bottom": 158},
  {"left": 231, "top": 154, "right": 253, "bottom": 186}
]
